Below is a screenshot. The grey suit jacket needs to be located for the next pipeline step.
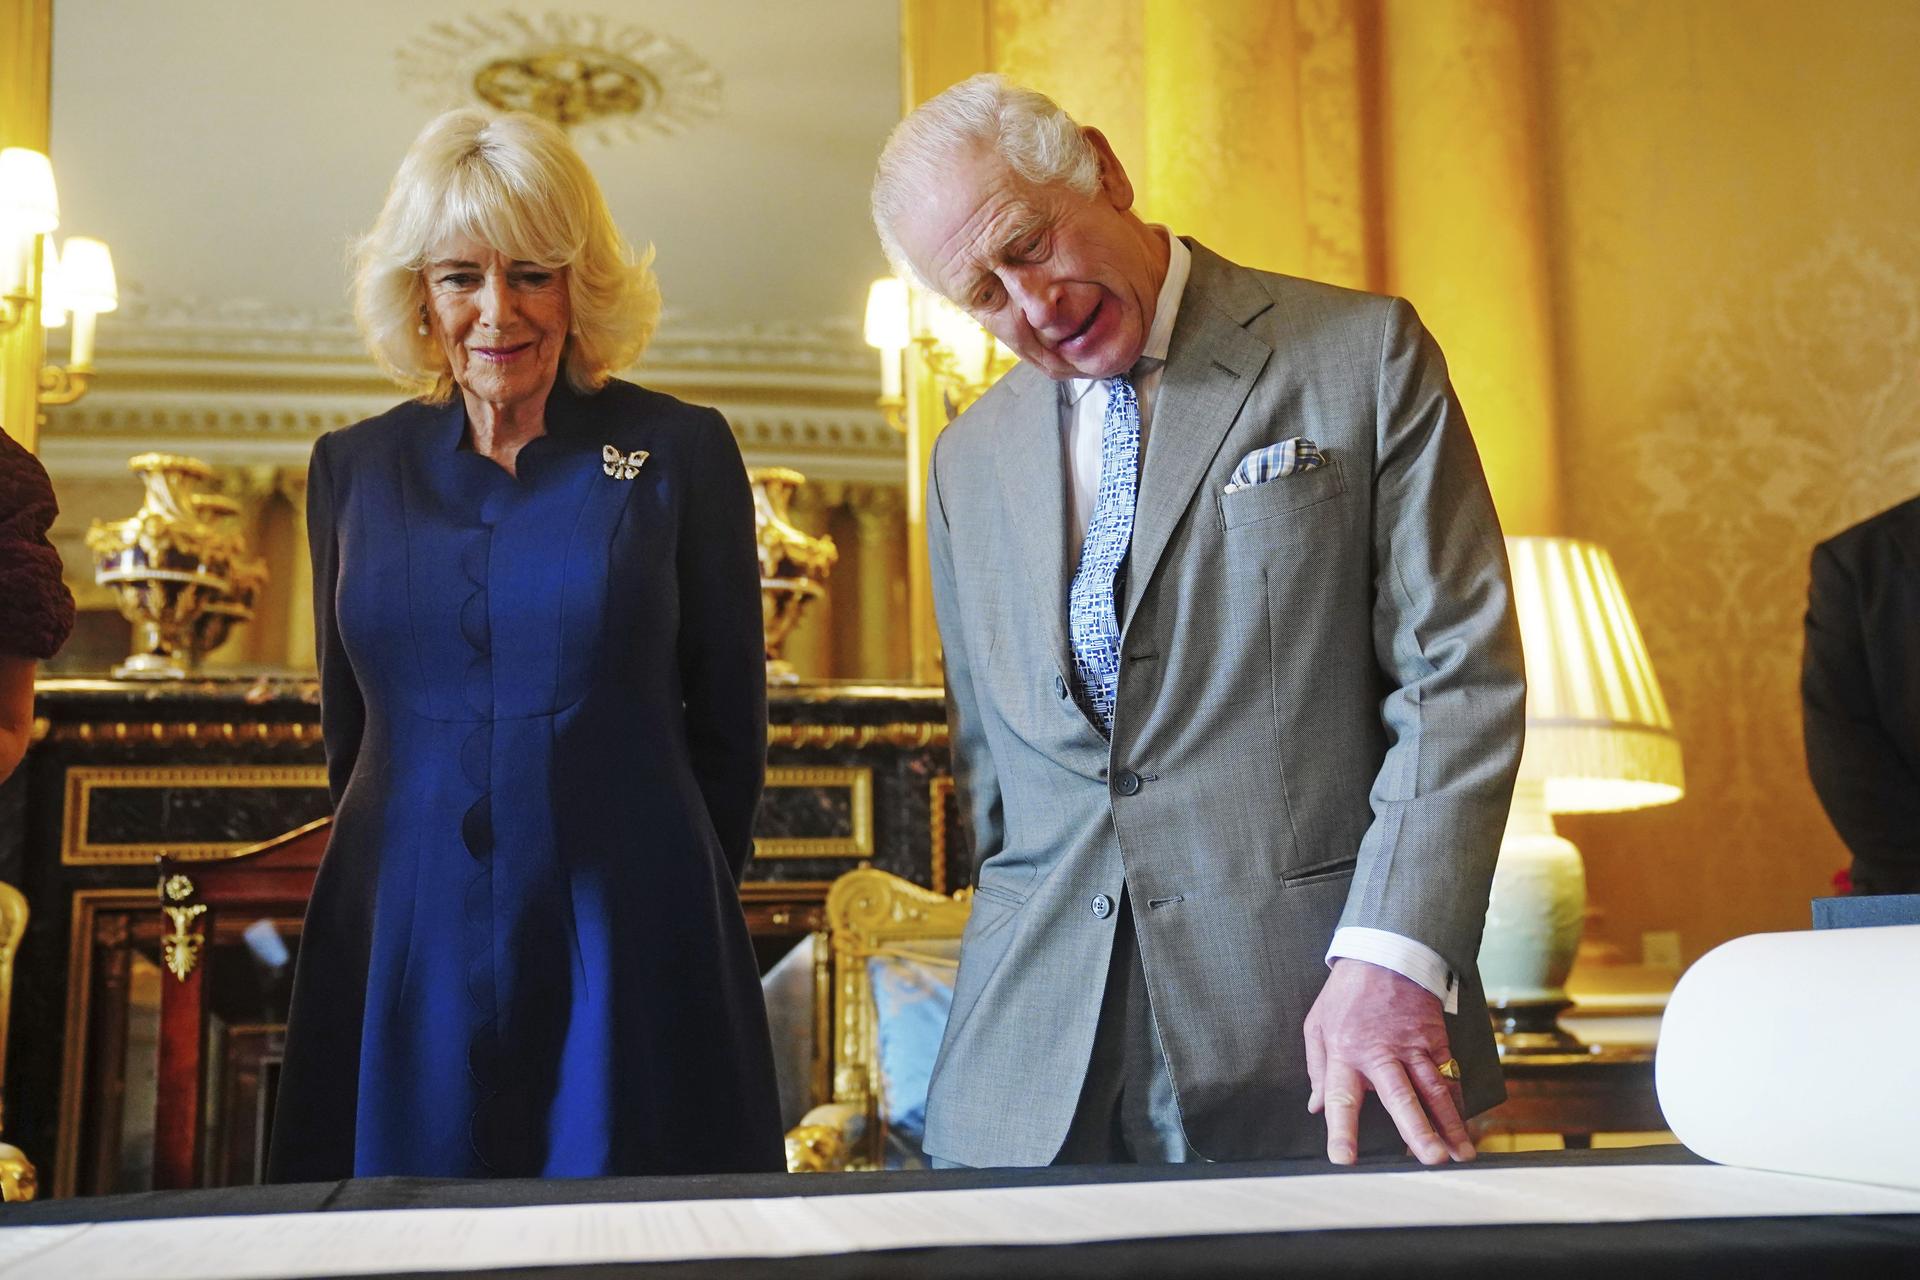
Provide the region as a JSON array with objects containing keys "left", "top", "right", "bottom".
[{"left": 922, "top": 242, "right": 1526, "bottom": 1167}]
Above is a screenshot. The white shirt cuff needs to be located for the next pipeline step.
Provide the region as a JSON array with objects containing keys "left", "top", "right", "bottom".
[{"left": 1327, "top": 927, "right": 1459, "bottom": 1014}]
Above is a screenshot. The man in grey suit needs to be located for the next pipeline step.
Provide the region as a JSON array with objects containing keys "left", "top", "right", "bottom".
[{"left": 872, "top": 75, "right": 1525, "bottom": 1168}]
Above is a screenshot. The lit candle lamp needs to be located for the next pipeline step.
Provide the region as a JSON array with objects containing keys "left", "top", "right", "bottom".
[
  {"left": 864, "top": 276, "right": 909, "bottom": 398},
  {"left": 38, "top": 238, "right": 66, "bottom": 329},
  {"left": 57, "top": 235, "right": 117, "bottom": 368},
  {"left": 0, "top": 148, "right": 59, "bottom": 302}
]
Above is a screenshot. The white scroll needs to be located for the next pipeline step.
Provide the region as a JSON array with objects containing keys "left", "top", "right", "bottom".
[{"left": 1656, "top": 923, "right": 1920, "bottom": 1191}]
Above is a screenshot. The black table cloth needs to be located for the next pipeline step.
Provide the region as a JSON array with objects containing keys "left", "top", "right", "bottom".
[{"left": 3, "top": 1146, "right": 1917, "bottom": 1279}]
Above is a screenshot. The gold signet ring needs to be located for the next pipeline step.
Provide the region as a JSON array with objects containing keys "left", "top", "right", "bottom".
[{"left": 1437, "top": 1058, "right": 1463, "bottom": 1081}]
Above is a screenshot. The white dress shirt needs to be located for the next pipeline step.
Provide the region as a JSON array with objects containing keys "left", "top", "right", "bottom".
[{"left": 1057, "top": 230, "right": 1460, "bottom": 1013}]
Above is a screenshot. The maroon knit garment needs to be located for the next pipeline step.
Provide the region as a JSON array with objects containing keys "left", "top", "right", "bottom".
[{"left": 0, "top": 426, "right": 76, "bottom": 659}]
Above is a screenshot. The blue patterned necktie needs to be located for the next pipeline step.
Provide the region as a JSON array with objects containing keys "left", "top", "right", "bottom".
[{"left": 1068, "top": 376, "right": 1141, "bottom": 737}]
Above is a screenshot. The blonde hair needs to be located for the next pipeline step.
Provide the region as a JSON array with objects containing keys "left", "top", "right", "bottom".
[
  {"left": 353, "top": 108, "right": 660, "bottom": 401},
  {"left": 871, "top": 74, "right": 1101, "bottom": 287}
]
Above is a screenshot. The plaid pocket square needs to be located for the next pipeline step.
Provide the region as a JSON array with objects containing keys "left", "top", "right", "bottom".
[{"left": 1224, "top": 438, "right": 1325, "bottom": 492}]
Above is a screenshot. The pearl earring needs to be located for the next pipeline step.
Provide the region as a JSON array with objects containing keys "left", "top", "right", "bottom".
[{"left": 417, "top": 308, "right": 430, "bottom": 337}]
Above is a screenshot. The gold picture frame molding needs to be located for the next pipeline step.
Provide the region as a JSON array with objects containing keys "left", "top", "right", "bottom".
[
  {"left": 752, "top": 766, "right": 874, "bottom": 860},
  {"left": 60, "top": 765, "right": 330, "bottom": 866}
]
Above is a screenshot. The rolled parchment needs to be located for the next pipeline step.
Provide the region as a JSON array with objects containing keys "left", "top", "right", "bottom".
[{"left": 1655, "top": 924, "right": 1920, "bottom": 1190}]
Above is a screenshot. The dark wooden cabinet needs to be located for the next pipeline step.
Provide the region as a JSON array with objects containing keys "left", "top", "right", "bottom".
[{"left": 0, "top": 677, "right": 958, "bottom": 1197}]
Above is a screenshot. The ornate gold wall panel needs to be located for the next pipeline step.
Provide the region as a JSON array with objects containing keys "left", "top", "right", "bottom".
[
  {"left": 753, "top": 766, "right": 875, "bottom": 860},
  {"left": 60, "top": 765, "right": 330, "bottom": 865}
]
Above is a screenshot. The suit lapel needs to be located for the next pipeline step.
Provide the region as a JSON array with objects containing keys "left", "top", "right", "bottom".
[
  {"left": 1121, "top": 243, "right": 1274, "bottom": 632},
  {"left": 990, "top": 363, "right": 1076, "bottom": 680}
]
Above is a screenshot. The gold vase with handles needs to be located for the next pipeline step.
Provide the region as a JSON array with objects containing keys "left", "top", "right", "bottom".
[
  {"left": 750, "top": 467, "right": 837, "bottom": 684},
  {"left": 85, "top": 454, "right": 268, "bottom": 678}
]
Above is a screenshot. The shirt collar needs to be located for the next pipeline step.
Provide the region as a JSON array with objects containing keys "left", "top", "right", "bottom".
[{"left": 1065, "top": 230, "right": 1190, "bottom": 406}]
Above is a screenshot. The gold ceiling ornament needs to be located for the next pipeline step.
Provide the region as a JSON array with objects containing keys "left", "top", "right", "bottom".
[
  {"left": 474, "top": 50, "right": 656, "bottom": 128},
  {"left": 397, "top": 11, "right": 721, "bottom": 145}
]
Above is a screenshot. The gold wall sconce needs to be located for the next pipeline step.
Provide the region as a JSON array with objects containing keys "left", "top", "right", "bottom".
[
  {"left": 0, "top": 148, "right": 57, "bottom": 333},
  {"left": 0, "top": 145, "right": 119, "bottom": 411},
  {"left": 916, "top": 288, "right": 1017, "bottom": 420},
  {"left": 36, "top": 234, "right": 117, "bottom": 406},
  {"left": 863, "top": 274, "right": 1016, "bottom": 431},
  {"left": 864, "top": 276, "right": 909, "bottom": 433},
  {"left": 863, "top": 274, "right": 1019, "bottom": 686}
]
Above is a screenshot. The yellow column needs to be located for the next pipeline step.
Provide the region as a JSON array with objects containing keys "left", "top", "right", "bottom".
[
  {"left": 899, "top": 1, "right": 994, "bottom": 685},
  {"left": 901, "top": 0, "right": 992, "bottom": 113},
  {"left": 779, "top": 480, "right": 839, "bottom": 682},
  {"left": 1142, "top": 0, "right": 1303, "bottom": 273},
  {"left": 849, "top": 485, "right": 909, "bottom": 682},
  {"left": 202, "top": 465, "right": 280, "bottom": 668},
  {"left": 990, "top": 0, "right": 1147, "bottom": 184},
  {"left": 1376, "top": 0, "right": 1559, "bottom": 534},
  {"left": 280, "top": 468, "right": 317, "bottom": 672},
  {"left": 0, "top": 0, "right": 52, "bottom": 453}
]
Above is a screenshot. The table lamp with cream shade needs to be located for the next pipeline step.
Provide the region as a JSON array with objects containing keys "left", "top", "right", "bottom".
[{"left": 1479, "top": 536, "right": 1685, "bottom": 1053}]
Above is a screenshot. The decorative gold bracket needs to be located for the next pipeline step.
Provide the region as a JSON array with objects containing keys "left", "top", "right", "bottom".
[
  {"left": 0, "top": 290, "right": 31, "bottom": 336},
  {"left": 35, "top": 360, "right": 91, "bottom": 406},
  {"left": 158, "top": 873, "right": 206, "bottom": 982}
]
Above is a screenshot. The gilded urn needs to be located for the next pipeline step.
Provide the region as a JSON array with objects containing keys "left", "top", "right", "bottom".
[
  {"left": 85, "top": 453, "right": 268, "bottom": 678},
  {"left": 749, "top": 467, "right": 837, "bottom": 684}
]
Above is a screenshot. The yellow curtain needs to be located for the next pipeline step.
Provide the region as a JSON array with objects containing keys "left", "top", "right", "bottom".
[{"left": 907, "top": 0, "right": 1560, "bottom": 535}]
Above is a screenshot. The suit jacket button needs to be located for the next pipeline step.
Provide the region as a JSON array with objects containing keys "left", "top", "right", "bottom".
[
  {"left": 1091, "top": 894, "right": 1113, "bottom": 919},
  {"left": 1113, "top": 769, "right": 1142, "bottom": 796},
  {"left": 1054, "top": 674, "right": 1068, "bottom": 698}
]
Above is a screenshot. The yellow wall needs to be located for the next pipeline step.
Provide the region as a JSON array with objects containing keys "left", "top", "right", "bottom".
[
  {"left": 914, "top": 0, "right": 1920, "bottom": 964},
  {"left": 1545, "top": 0, "right": 1920, "bottom": 962},
  {"left": 984, "top": 0, "right": 1562, "bottom": 532}
]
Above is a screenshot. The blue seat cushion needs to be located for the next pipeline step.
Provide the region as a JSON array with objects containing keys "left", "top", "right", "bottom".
[{"left": 866, "top": 940, "right": 961, "bottom": 1167}]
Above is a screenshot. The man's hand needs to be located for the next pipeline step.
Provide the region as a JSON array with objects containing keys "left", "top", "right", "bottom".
[{"left": 1304, "top": 957, "right": 1474, "bottom": 1166}]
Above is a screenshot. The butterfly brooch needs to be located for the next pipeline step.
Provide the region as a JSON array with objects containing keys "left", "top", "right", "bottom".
[{"left": 602, "top": 446, "right": 650, "bottom": 480}]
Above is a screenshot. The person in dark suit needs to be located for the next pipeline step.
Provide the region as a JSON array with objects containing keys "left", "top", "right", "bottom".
[
  {"left": 0, "top": 427, "right": 76, "bottom": 783},
  {"left": 1802, "top": 495, "right": 1920, "bottom": 896},
  {"left": 268, "top": 109, "right": 782, "bottom": 1180}
]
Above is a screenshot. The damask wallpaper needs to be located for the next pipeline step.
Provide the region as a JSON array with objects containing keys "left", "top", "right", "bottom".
[
  {"left": 958, "top": 0, "right": 1920, "bottom": 966},
  {"left": 1544, "top": 0, "right": 1920, "bottom": 962}
]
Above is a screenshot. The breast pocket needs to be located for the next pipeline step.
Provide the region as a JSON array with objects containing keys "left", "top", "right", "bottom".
[{"left": 1217, "top": 458, "right": 1347, "bottom": 531}]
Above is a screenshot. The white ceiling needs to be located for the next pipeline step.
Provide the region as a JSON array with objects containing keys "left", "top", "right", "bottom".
[{"left": 48, "top": 0, "right": 900, "bottom": 332}]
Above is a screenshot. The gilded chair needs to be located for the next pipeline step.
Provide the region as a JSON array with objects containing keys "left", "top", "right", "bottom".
[
  {"left": 784, "top": 867, "right": 971, "bottom": 1172},
  {"left": 0, "top": 880, "right": 34, "bottom": 1200}
]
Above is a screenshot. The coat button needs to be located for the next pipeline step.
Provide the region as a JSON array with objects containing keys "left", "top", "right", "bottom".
[
  {"left": 1091, "top": 894, "right": 1113, "bottom": 919},
  {"left": 1113, "top": 769, "right": 1142, "bottom": 796},
  {"left": 1054, "top": 674, "right": 1068, "bottom": 698}
]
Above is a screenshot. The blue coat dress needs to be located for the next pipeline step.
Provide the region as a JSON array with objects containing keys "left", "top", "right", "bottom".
[{"left": 267, "top": 376, "right": 783, "bottom": 1180}]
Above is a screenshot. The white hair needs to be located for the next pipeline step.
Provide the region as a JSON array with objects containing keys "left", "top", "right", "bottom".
[
  {"left": 352, "top": 108, "right": 661, "bottom": 403},
  {"left": 871, "top": 74, "right": 1101, "bottom": 288}
]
